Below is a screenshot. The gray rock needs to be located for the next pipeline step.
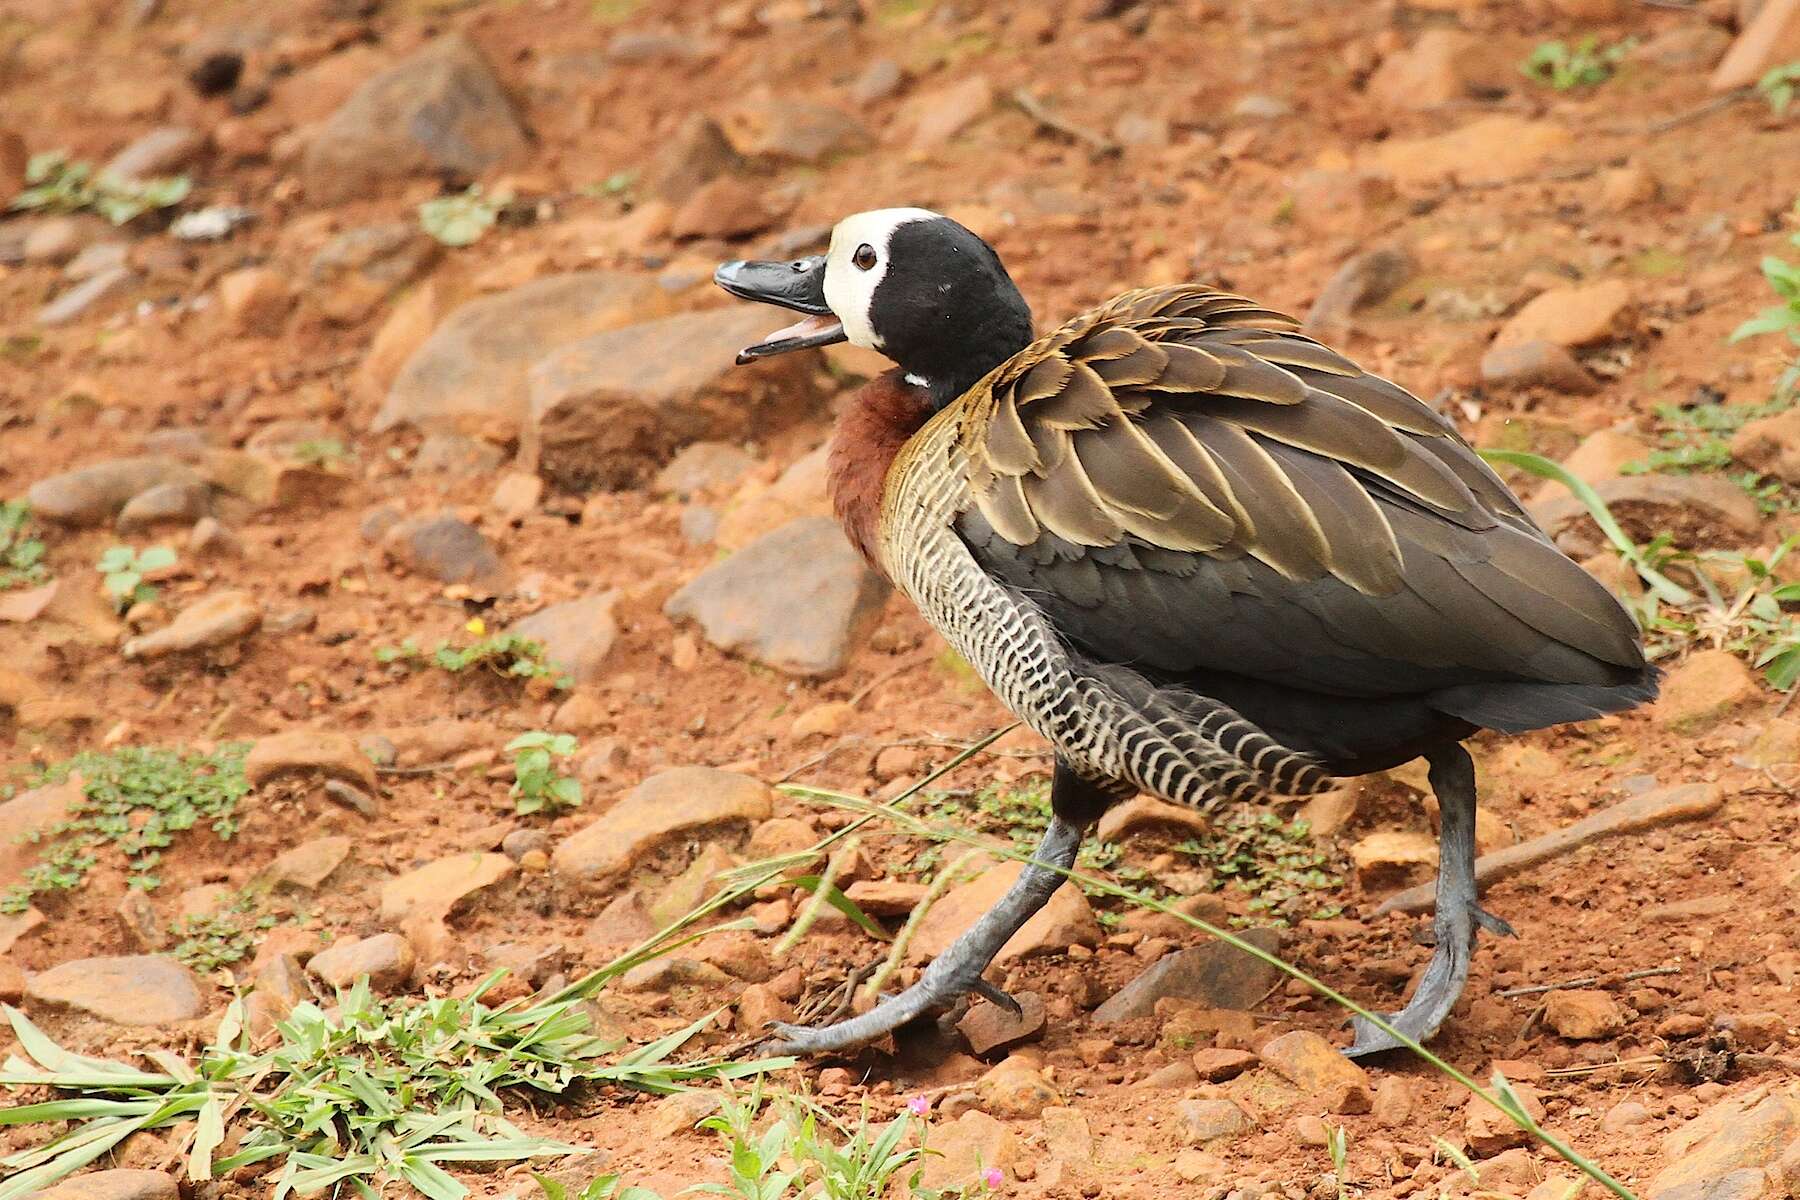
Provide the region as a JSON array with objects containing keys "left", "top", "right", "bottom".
[
  {"left": 1233, "top": 93, "right": 1292, "bottom": 119},
  {"left": 1178, "top": 1098, "right": 1251, "bottom": 1144},
  {"left": 665, "top": 516, "right": 888, "bottom": 678},
  {"left": 35, "top": 1169, "right": 179, "bottom": 1200},
  {"left": 170, "top": 205, "right": 255, "bottom": 241},
  {"left": 64, "top": 241, "right": 130, "bottom": 281},
  {"left": 375, "top": 272, "right": 669, "bottom": 441},
  {"left": 309, "top": 221, "right": 442, "bottom": 323},
  {"left": 308, "top": 932, "right": 415, "bottom": 991},
  {"left": 1303, "top": 247, "right": 1415, "bottom": 337},
  {"left": 302, "top": 34, "right": 530, "bottom": 204},
  {"left": 607, "top": 32, "right": 710, "bottom": 63},
  {"left": 27, "top": 457, "right": 203, "bottom": 527},
  {"left": 264, "top": 836, "right": 353, "bottom": 890},
  {"left": 1480, "top": 340, "right": 1600, "bottom": 394},
  {"left": 26, "top": 955, "right": 204, "bottom": 1025},
  {"left": 521, "top": 307, "right": 822, "bottom": 490},
  {"left": 719, "top": 96, "right": 870, "bottom": 164},
  {"left": 644, "top": 114, "right": 743, "bottom": 204},
  {"left": 508, "top": 594, "right": 617, "bottom": 686},
  {"left": 553, "top": 766, "right": 772, "bottom": 889},
  {"left": 121, "top": 590, "right": 262, "bottom": 660},
  {"left": 680, "top": 505, "right": 720, "bottom": 545},
  {"left": 117, "top": 480, "right": 211, "bottom": 531},
  {"left": 382, "top": 513, "right": 508, "bottom": 591},
  {"left": 103, "top": 125, "right": 206, "bottom": 181},
  {"left": 850, "top": 58, "right": 905, "bottom": 105},
  {"left": 37, "top": 267, "right": 135, "bottom": 326},
  {"left": 1093, "top": 927, "right": 1283, "bottom": 1023},
  {"left": 654, "top": 441, "right": 757, "bottom": 498},
  {"left": 20, "top": 215, "right": 108, "bottom": 265}
]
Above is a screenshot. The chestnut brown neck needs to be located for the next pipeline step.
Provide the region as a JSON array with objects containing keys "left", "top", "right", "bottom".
[{"left": 827, "top": 369, "right": 935, "bottom": 575}]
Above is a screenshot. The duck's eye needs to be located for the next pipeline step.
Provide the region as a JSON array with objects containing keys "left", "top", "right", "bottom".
[{"left": 852, "top": 243, "right": 877, "bottom": 271}]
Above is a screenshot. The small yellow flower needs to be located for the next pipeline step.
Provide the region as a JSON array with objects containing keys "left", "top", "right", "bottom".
[{"left": 464, "top": 617, "right": 486, "bottom": 636}]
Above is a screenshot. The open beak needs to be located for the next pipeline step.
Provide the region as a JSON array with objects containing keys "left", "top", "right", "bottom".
[{"left": 714, "top": 255, "right": 847, "bottom": 363}]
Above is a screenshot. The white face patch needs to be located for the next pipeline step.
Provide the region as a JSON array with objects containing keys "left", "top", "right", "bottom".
[{"left": 822, "top": 207, "right": 940, "bottom": 351}]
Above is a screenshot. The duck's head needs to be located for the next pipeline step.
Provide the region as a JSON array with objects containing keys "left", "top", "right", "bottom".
[{"left": 716, "top": 207, "right": 1033, "bottom": 405}]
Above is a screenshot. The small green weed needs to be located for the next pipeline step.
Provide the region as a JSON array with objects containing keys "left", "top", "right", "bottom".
[
  {"left": 96, "top": 543, "right": 176, "bottom": 611},
  {"left": 1173, "top": 808, "right": 1344, "bottom": 925},
  {"left": 169, "top": 892, "right": 278, "bottom": 974},
  {"left": 507, "top": 731, "right": 582, "bottom": 815},
  {"left": 8, "top": 150, "right": 191, "bottom": 225},
  {"left": 290, "top": 437, "right": 349, "bottom": 467},
  {"left": 1759, "top": 60, "right": 1800, "bottom": 115},
  {"left": 534, "top": 1173, "right": 661, "bottom": 1200},
  {"left": 1521, "top": 36, "right": 1634, "bottom": 90},
  {"left": 1732, "top": 197, "right": 1800, "bottom": 399},
  {"left": 1327, "top": 1123, "right": 1350, "bottom": 1200},
  {"left": 1, "top": 744, "right": 250, "bottom": 913},
  {"left": 0, "top": 972, "right": 783, "bottom": 1200},
  {"left": 419, "top": 184, "right": 512, "bottom": 247},
  {"left": 1489, "top": 449, "right": 1800, "bottom": 689},
  {"left": 1621, "top": 392, "right": 1796, "bottom": 515},
  {"left": 0, "top": 501, "right": 47, "bottom": 590},
  {"left": 376, "top": 633, "right": 571, "bottom": 689}
]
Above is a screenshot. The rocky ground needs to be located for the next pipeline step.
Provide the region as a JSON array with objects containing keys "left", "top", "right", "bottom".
[{"left": 5, "top": 0, "right": 1800, "bottom": 1196}]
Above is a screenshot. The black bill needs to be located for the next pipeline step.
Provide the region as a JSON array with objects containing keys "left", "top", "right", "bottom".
[{"left": 714, "top": 255, "right": 847, "bottom": 363}]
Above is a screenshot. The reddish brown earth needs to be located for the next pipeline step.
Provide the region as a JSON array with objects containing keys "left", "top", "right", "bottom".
[{"left": 3, "top": 0, "right": 1800, "bottom": 1196}]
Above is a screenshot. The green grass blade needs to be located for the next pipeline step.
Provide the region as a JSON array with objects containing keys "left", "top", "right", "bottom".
[
  {"left": 787, "top": 875, "right": 889, "bottom": 940},
  {"left": 1479, "top": 448, "right": 1694, "bottom": 606}
]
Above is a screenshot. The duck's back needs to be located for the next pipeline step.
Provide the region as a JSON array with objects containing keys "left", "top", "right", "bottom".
[{"left": 879, "top": 285, "right": 1655, "bottom": 797}]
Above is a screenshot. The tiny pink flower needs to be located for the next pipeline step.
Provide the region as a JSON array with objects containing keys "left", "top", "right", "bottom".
[
  {"left": 983, "top": 1166, "right": 1004, "bottom": 1189},
  {"left": 907, "top": 1095, "right": 931, "bottom": 1116}
]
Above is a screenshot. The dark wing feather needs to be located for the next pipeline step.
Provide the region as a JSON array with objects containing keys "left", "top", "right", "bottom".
[{"left": 953, "top": 285, "right": 1649, "bottom": 733}]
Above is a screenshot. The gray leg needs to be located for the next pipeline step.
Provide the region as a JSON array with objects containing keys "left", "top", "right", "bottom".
[
  {"left": 1347, "top": 743, "right": 1514, "bottom": 1058},
  {"left": 758, "top": 814, "right": 1085, "bottom": 1056}
]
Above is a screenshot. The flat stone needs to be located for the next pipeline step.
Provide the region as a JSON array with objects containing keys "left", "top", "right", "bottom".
[
  {"left": 1544, "top": 988, "right": 1627, "bottom": 1040},
  {"left": 644, "top": 114, "right": 743, "bottom": 204},
  {"left": 1260, "top": 1030, "right": 1373, "bottom": 1113},
  {"left": 507, "top": 595, "right": 617, "bottom": 686},
  {"left": 1651, "top": 1090, "right": 1800, "bottom": 1200},
  {"left": 1529, "top": 473, "right": 1762, "bottom": 547},
  {"left": 552, "top": 766, "right": 772, "bottom": 889},
  {"left": 1466, "top": 1082, "right": 1547, "bottom": 1155},
  {"left": 958, "top": 991, "right": 1047, "bottom": 1056},
  {"left": 27, "top": 457, "right": 202, "bottom": 527},
  {"left": 27, "top": 955, "right": 204, "bottom": 1025},
  {"left": 1093, "top": 927, "right": 1283, "bottom": 1022},
  {"left": 308, "top": 932, "right": 415, "bottom": 991},
  {"left": 912, "top": 859, "right": 1101, "bottom": 966},
  {"left": 1178, "top": 1097, "right": 1251, "bottom": 1144},
  {"left": 1494, "top": 280, "right": 1634, "bottom": 350},
  {"left": 246, "top": 729, "right": 379, "bottom": 793},
  {"left": 646, "top": 1090, "right": 718, "bottom": 1140},
  {"left": 617, "top": 956, "right": 731, "bottom": 993},
  {"left": 653, "top": 442, "right": 757, "bottom": 498},
  {"left": 309, "top": 221, "right": 441, "bottom": 324},
  {"left": 669, "top": 175, "right": 780, "bottom": 240},
  {"left": 35, "top": 1169, "right": 180, "bottom": 1200},
  {"left": 977, "top": 1057, "right": 1061, "bottom": 1118},
  {"left": 1304, "top": 246, "right": 1415, "bottom": 337},
  {"left": 587, "top": 890, "right": 659, "bottom": 954},
  {"left": 264, "top": 836, "right": 352, "bottom": 890},
  {"left": 0, "top": 778, "right": 78, "bottom": 889},
  {"left": 1653, "top": 649, "right": 1762, "bottom": 731},
  {"left": 521, "top": 307, "right": 823, "bottom": 491},
  {"left": 1350, "top": 830, "right": 1438, "bottom": 889},
  {"left": 117, "top": 481, "right": 211, "bottom": 532},
  {"left": 382, "top": 513, "right": 508, "bottom": 591},
  {"left": 375, "top": 272, "right": 670, "bottom": 441},
  {"left": 665, "top": 516, "right": 888, "bottom": 678},
  {"left": 900, "top": 75, "right": 995, "bottom": 150},
  {"left": 843, "top": 878, "right": 927, "bottom": 916},
  {"left": 1479, "top": 340, "right": 1600, "bottom": 394},
  {"left": 1191, "top": 1047, "right": 1259, "bottom": 1081},
  {"left": 916, "top": 1110, "right": 1017, "bottom": 1192},
  {"left": 65, "top": 241, "right": 130, "bottom": 281},
  {"left": 1716, "top": 1011, "right": 1786, "bottom": 1050},
  {"left": 1095, "top": 796, "right": 1211, "bottom": 842},
  {"left": 103, "top": 125, "right": 205, "bottom": 180},
  {"left": 38, "top": 267, "right": 135, "bottom": 326},
  {"left": 1365, "top": 116, "right": 1571, "bottom": 186},
  {"left": 218, "top": 267, "right": 292, "bottom": 336},
  {"left": 302, "top": 34, "right": 528, "bottom": 203},
  {"left": 122, "top": 590, "right": 262, "bottom": 660},
  {"left": 718, "top": 96, "right": 870, "bottom": 164},
  {"left": 381, "top": 852, "right": 515, "bottom": 926}
]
